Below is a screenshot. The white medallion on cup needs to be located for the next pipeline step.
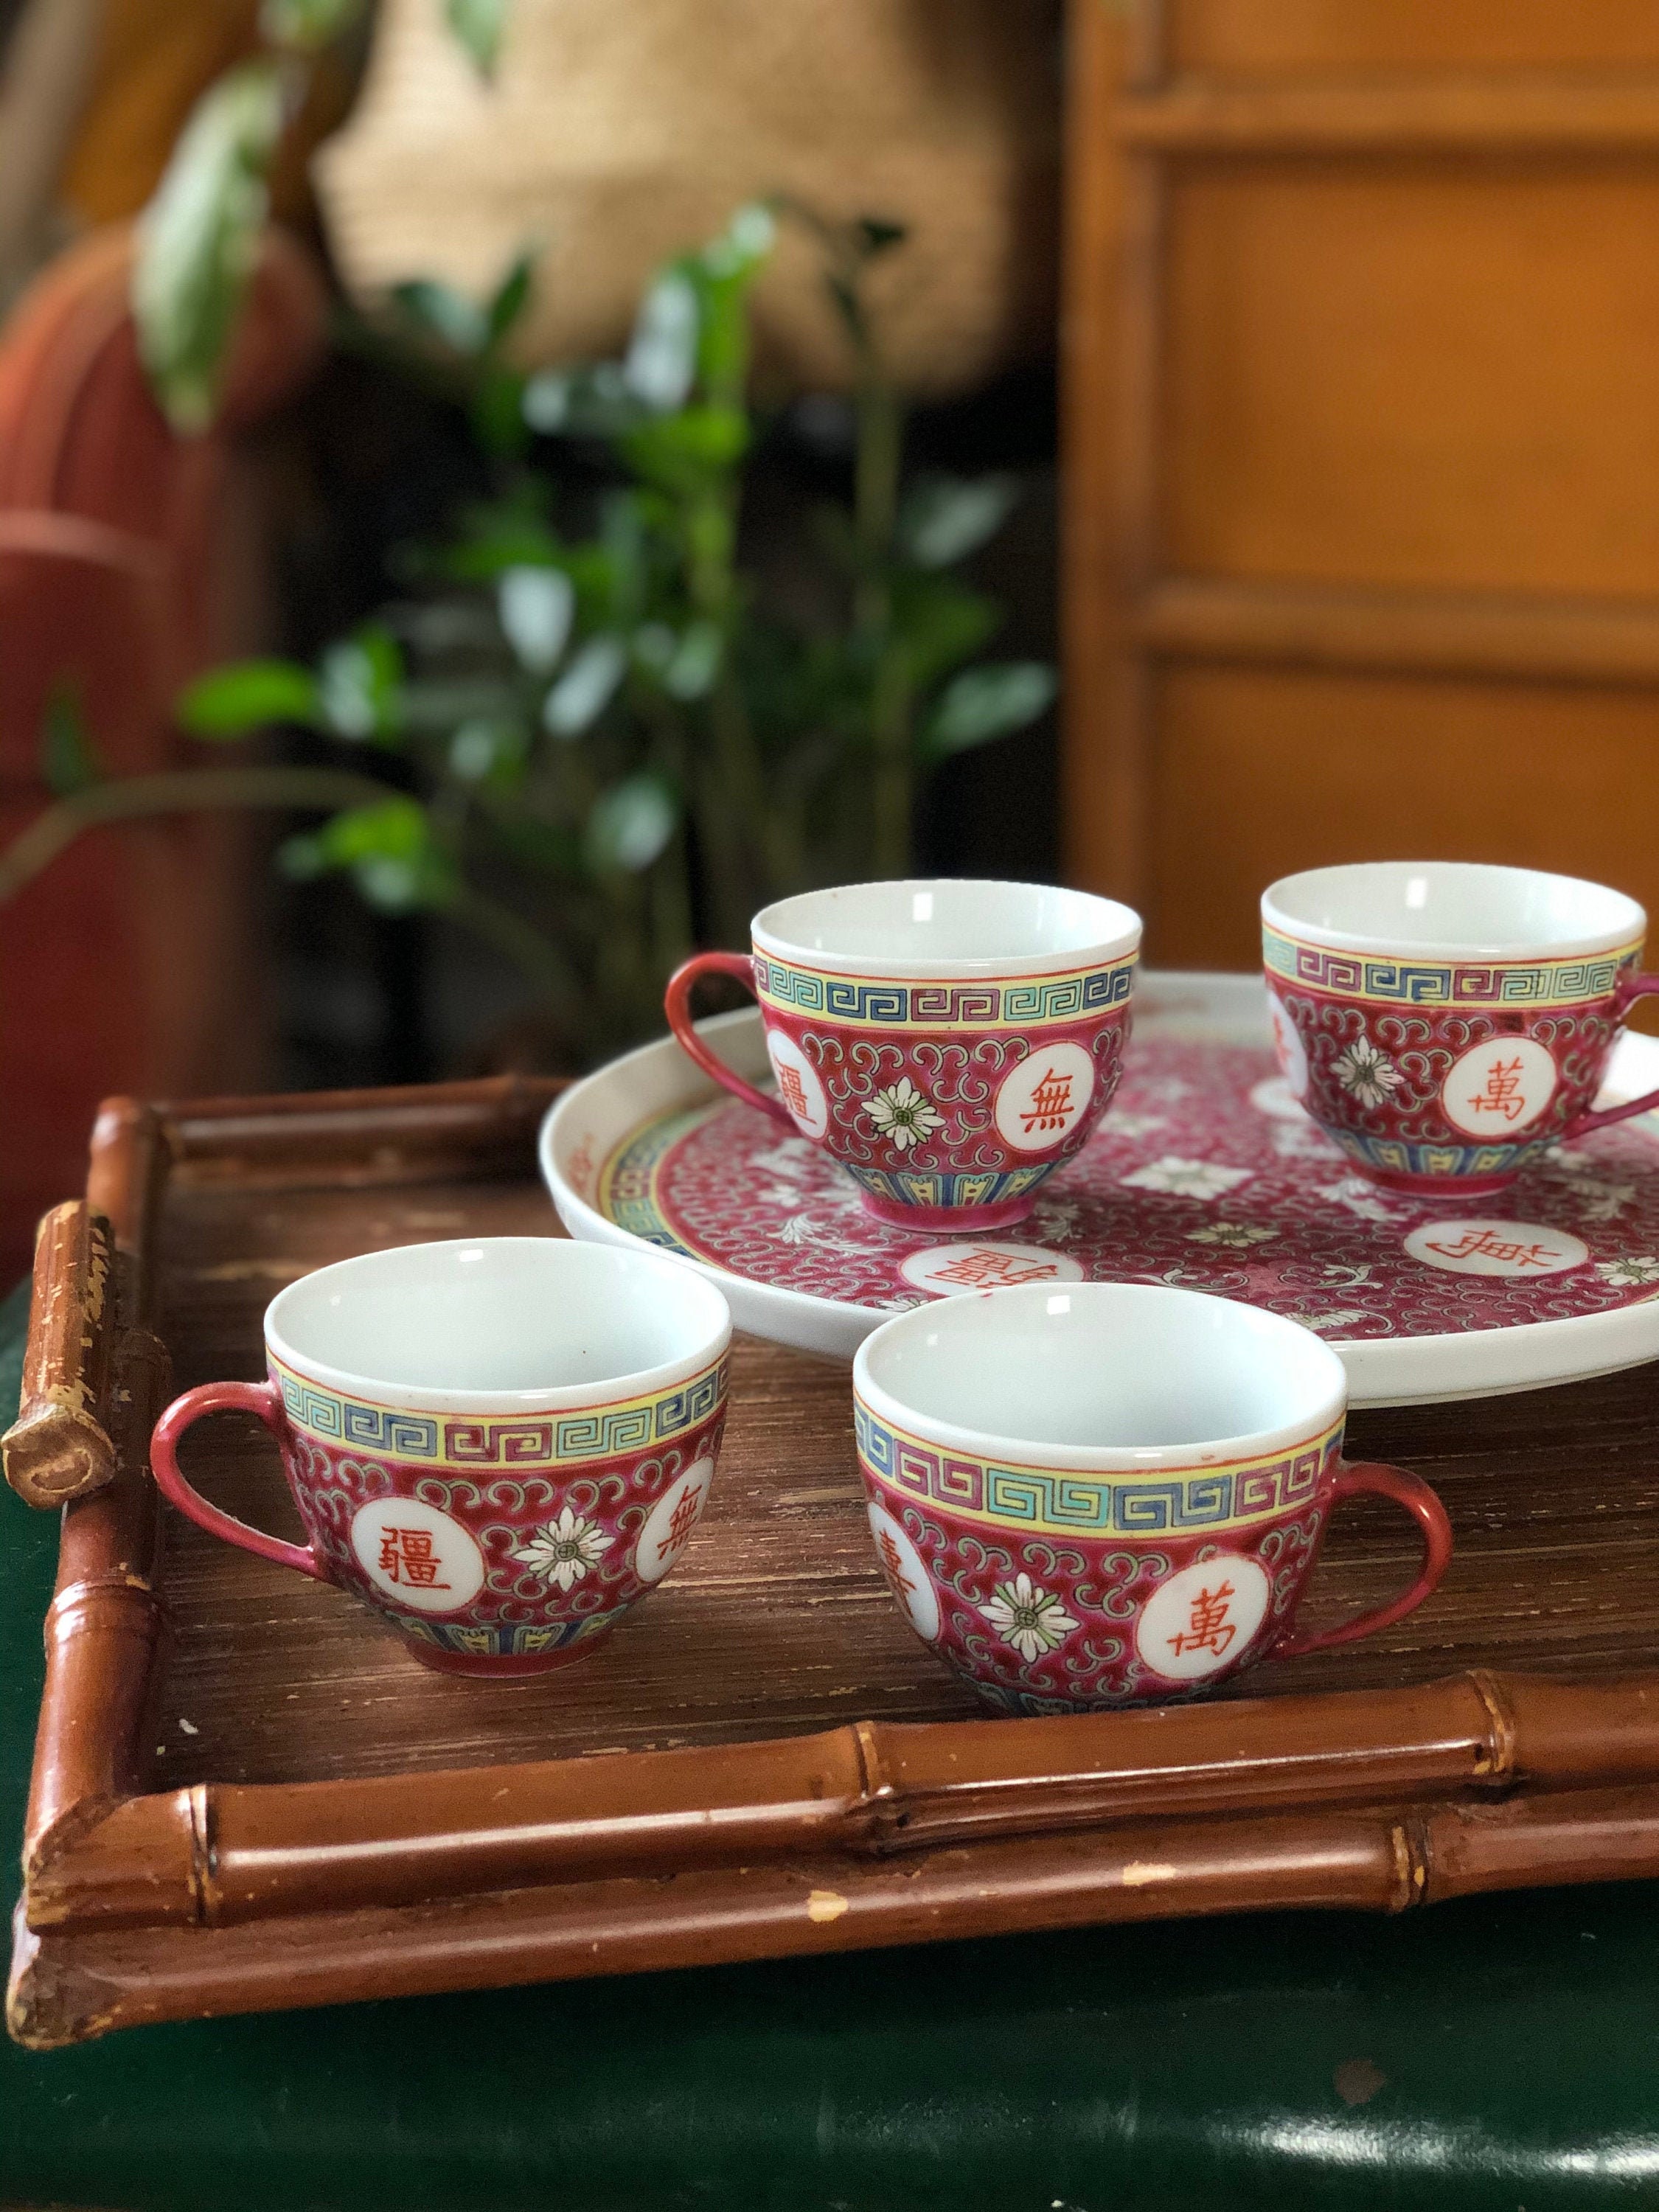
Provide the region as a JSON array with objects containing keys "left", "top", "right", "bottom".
[
  {"left": 1404, "top": 1220, "right": 1589, "bottom": 1279},
  {"left": 634, "top": 1454, "right": 715, "bottom": 1585},
  {"left": 1440, "top": 1036, "right": 1557, "bottom": 1138},
  {"left": 765, "top": 1029, "right": 830, "bottom": 1140},
  {"left": 1136, "top": 1554, "right": 1270, "bottom": 1682},
  {"left": 899, "top": 1242, "right": 1085, "bottom": 1296},
  {"left": 994, "top": 1043, "right": 1096, "bottom": 1152},
  {"left": 866, "top": 1500, "right": 939, "bottom": 1641},
  {"left": 1265, "top": 991, "right": 1310, "bottom": 1101},
  {"left": 350, "top": 1495, "right": 486, "bottom": 1613}
]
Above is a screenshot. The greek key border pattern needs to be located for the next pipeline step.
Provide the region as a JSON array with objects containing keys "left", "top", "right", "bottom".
[
  {"left": 271, "top": 1352, "right": 727, "bottom": 1467},
  {"left": 855, "top": 1402, "right": 1340, "bottom": 1536},
  {"left": 754, "top": 953, "right": 1136, "bottom": 1028},
  {"left": 1265, "top": 928, "right": 1640, "bottom": 1008}
]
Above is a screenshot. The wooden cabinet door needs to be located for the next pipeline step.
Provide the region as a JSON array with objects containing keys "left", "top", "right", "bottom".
[{"left": 1062, "top": 0, "right": 1659, "bottom": 969}]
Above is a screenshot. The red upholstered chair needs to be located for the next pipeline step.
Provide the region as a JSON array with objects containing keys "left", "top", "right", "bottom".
[{"left": 0, "top": 223, "right": 327, "bottom": 1279}]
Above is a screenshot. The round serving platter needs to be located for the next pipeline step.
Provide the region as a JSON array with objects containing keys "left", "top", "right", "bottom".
[{"left": 540, "top": 971, "right": 1659, "bottom": 1407}]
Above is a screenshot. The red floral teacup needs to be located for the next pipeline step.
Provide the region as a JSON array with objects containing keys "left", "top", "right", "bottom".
[
  {"left": 149, "top": 1239, "right": 731, "bottom": 1677},
  {"left": 666, "top": 879, "right": 1141, "bottom": 1233},
  {"left": 1263, "top": 862, "right": 1659, "bottom": 1195},
  {"left": 852, "top": 1281, "right": 1451, "bottom": 1713}
]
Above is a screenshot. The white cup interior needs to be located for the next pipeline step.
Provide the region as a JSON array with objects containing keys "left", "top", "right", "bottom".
[
  {"left": 265, "top": 1238, "right": 730, "bottom": 1408},
  {"left": 855, "top": 1284, "right": 1345, "bottom": 1461},
  {"left": 753, "top": 878, "right": 1141, "bottom": 978},
  {"left": 1264, "top": 862, "right": 1644, "bottom": 961}
]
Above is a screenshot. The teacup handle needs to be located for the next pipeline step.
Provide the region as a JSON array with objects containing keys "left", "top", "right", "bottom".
[
  {"left": 150, "top": 1380, "right": 326, "bottom": 1581},
  {"left": 1563, "top": 972, "right": 1659, "bottom": 1138},
  {"left": 664, "top": 950, "right": 796, "bottom": 1133},
  {"left": 1272, "top": 1460, "right": 1453, "bottom": 1658}
]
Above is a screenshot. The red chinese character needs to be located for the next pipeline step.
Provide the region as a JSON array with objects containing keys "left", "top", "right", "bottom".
[
  {"left": 1020, "top": 1066, "right": 1076, "bottom": 1135},
  {"left": 1467, "top": 1055, "right": 1528, "bottom": 1124},
  {"left": 655, "top": 1482, "right": 704, "bottom": 1563},
  {"left": 876, "top": 1527, "right": 915, "bottom": 1599},
  {"left": 928, "top": 1247, "right": 1061, "bottom": 1290},
  {"left": 1169, "top": 1581, "right": 1236, "bottom": 1658},
  {"left": 776, "top": 1063, "right": 810, "bottom": 1119},
  {"left": 1424, "top": 1227, "right": 1558, "bottom": 1270},
  {"left": 377, "top": 1526, "right": 450, "bottom": 1589}
]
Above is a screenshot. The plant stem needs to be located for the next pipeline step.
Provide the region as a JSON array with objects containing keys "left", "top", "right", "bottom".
[
  {"left": 0, "top": 765, "right": 404, "bottom": 902},
  {"left": 852, "top": 351, "right": 912, "bottom": 880}
]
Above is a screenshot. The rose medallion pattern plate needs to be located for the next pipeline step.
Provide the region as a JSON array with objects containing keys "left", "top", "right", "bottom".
[{"left": 541, "top": 974, "right": 1659, "bottom": 1404}]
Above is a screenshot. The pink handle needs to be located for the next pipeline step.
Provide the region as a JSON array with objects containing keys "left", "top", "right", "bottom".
[
  {"left": 1565, "top": 972, "right": 1659, "bottom": 1138},
  {"left": 1273, "top": 1460, "right": 1453, "bottom": 1659},
  {"left": 149, "top": 1380, "right": 326, "bottom": 1581},
  {"left": 664, "top": 950, "right": 796, "bottom": 1133}
]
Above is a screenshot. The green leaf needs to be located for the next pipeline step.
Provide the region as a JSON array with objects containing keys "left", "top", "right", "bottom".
[
  {"left": 448, "top": 717, "right": 529, "bottom": 785},
  {"left": 470, "top": 364, "right": 529, "bottom": 459},
  {"left": 388, "top": 276, "right": 487, "bottom": 356},
  {"left": 664, "top": 620, "right": 723, "bottom": 701},
  {"left": 442, "top": 501, "right": 561, "bottom": 582},
  {"left": 498, "top": 566, "right": 574, "bottom": 672},
  {"left": 132, "top": 60, "right": 288, "bottom": 433},
  {"left": 584, "top": 773, "right": 679, "bottom": 874},
  {"left": 899, "top": 474, "right": 1019, "bottom": 570},
  {"left": 445, "top": 0, "right": 509, "bottom": 75},
  {"left": 178, "top": 658, "right": 319, "bottom": 736},
  {"left": 39, "top": 687, "right": 102, "bottom": 796},
  {"left": 888, "top": 574, "right": 1001, "bottom": 689},
  {"left": 619, "top": 403, "right": 748, "bottom": 496},
  {"left": 486, "top": 246, "right": 538, "bottom": 344},
  {"left": 543, "top": 635, "right": 627, "bottom": 738},
  {"left": 922, "top": 661, "right": 1057, "bottom": 758},
  {"left": 260, "top": 0, "right": 366, "bottom": 52},
  {"left": 318, "top": 623, "right": 404, "bottom": 742},
  {"left": 279, "top": 796, "right": 455, "bottom": 911},
  {"left": 623, "top": 270, "right": 698, "bottom": 414},
  {"left": 522, "top": 361, "right": 641, "bottom": 439}
]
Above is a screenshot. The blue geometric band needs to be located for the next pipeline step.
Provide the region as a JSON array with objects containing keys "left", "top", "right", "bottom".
[
  {"left": 271, "top": 1354, "right": 727, "bottom": 1467},
  {"left": 1264, "top": 928, "right": 1639, "bottom": 1008},
  {"left": 754, "top": 953, "right": 1136, "bottom": 1029},
  {"left": 855, "top": 1402, "right": 1339, "bottom": 1537}
]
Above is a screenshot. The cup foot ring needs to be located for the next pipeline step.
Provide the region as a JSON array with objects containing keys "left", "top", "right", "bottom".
[{"left": 401, "top": 1628, "right": 614, "bottom": 1679}]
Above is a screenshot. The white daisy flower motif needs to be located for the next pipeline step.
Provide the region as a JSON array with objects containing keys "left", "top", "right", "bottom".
[
  {"left": 1596, "top": 1256, "right": 1659, "bottom": 1289},
  {"left": 1121, "top": 1155, "right": 1254, "bottom": 1201},
  {"left": 864, "top": 1077, "right": 945, "bottom": 1153},
  {"left": 511, "top": 1506, "right": 610, "bottom": 1591},
  {"left": 980, "top": 1573, "right": 1078, "bottom": 1664},
  {"left": 1099, "top": 1111, "right": 1166, "bottom": 1141},
  {"left": 1330, "top": 1037, "right": 1403, "bottom": 1110},
  {"left": 1185, "top": 1221, "right": 1279, "bottom": 1249}
]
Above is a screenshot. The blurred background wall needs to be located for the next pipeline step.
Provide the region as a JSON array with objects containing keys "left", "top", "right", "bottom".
[{"left": 4, "top": 0, "right": 1659, "bottom": 1276}]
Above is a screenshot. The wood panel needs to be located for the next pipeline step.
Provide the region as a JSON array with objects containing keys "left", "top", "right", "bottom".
[
  {"left": 1146, "top": 665, "right": 1659, "bottom": 972},
  {"left": 1164, "top": 162, "right": 1659, "bottom": 597},
  {"left": 1062, "top": 1, "right": 1659, "bottom": 958},
  {"left": 1169, "top": 1, "right": 1659, "bottom": 75}
]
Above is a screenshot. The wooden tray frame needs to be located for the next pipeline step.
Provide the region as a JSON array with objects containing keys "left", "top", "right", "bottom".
[{"left": 14, "top": 1077, "right": 1659, "bottom": 2050}]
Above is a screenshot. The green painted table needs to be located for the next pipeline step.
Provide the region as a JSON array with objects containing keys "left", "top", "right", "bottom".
[{"left": 4, "top": 1281, "right": 1658, "bottom": 2211}]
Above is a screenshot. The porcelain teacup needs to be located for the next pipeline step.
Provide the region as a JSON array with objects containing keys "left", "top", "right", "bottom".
[
  {"left": 149, "top": 1238, "right": 731, "bottom": 1677},
  {"left": 665, "top": 878, "right": 1141, "bottom": 1232},
  {"left": 852, "top": 1281, "right": 1451, "bottom": 1713},
  {"left": 1263, "top": 862, "right": 1659, "bottom": 1195}
]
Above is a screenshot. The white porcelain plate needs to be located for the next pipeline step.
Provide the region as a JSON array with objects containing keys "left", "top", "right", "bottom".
[{"left": 540, "top": 971, "right": 1659, "bottom": 1407}]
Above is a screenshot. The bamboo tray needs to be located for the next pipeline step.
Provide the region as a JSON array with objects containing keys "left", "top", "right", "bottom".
[{"left": 13, "top": 1075, "right": 1659, "bottom": 2050}]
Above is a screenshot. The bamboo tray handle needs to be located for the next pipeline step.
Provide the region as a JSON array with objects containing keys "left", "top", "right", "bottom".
[
  {"left": 3, "top": 1202, "right": 118, "bottom": 1508},
  {"left": 3, "top": 1197, "right": 171, "bottom": 1509}
]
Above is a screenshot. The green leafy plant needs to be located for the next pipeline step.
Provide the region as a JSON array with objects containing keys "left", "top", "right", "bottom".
[{"left": 8, "top": 204, "right": 1053, "bottom": 1064}]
